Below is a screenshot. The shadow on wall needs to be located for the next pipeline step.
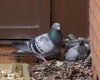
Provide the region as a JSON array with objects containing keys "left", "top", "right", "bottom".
[{"left": 51, "top": 0, "right": 89, "bottom": 38}]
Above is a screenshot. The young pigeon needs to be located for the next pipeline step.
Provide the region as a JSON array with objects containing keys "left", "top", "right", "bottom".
[
  {"left": 13, "top": 23, "right": 63, "bottom": 63},
  {"left": 65, "top": 34, "right": 78, "bottom": 49},
  {"left": 65, "top": 38, "right": 90, "bottom": 61}
]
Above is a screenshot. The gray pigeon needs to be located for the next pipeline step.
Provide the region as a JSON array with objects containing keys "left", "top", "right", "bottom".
[
  {"left": 13, "top": 23, "right": 63, "bottom": 63},
  {"left": 65, "top": 38, "right": 90, "bottom": 61},
  {"left": 65, "top": 34, "right": 78, "bottom": 49}
]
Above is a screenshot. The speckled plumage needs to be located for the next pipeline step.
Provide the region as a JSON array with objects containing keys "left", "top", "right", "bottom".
[
  {"left": 13, "top": 23, "right": 63, "bottom": 63},
  {"left": 66, "top": 34, "right": 78, "bottom": 48},
  {"left": 65, "top": 35, "right": 90, "bottom": 61}
]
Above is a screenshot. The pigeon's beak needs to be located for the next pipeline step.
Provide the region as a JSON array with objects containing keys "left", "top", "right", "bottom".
[
  {"left": 52, "top": 23, "right": 61, "bottom": 30},
  {"left": 56, "top": 26, "right": 60, "bottom": 30}
]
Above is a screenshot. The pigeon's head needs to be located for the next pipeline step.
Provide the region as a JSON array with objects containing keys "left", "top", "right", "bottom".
[
  {"left": 51, "top": 23, "right": 61, "bottom": 31},
  {"left": 78, "top": 37, "right": 85, "bottom": 41},
  {"left": 78, "top": 39, "right": 85, "bottom": 46},
  {"left": 67, "top": 34, "right": 76, "bottom": 41},
  {"left": 78, "top": 37, "right": 85, "bottom": 45}
]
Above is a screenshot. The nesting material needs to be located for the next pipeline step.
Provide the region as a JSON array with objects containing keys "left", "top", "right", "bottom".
[{"left": 29, "top": 55, "right": 92, "bottom": 80}]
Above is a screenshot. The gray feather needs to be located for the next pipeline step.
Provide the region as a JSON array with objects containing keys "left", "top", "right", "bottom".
[
  {"left": 65, "top": 36, "right": 90, "bottom": 61},
  {"left": 12, "top": 22, "right": 63, "bottom": 62}
]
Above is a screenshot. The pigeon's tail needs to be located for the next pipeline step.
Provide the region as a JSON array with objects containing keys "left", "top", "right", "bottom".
[{"left": 12, "top": 41, "right": 32, "bottom": 53}]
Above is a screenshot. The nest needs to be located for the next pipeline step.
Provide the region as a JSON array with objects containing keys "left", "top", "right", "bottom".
[{"left": 29, "top": 55, "right": 92, "bottom": 80}]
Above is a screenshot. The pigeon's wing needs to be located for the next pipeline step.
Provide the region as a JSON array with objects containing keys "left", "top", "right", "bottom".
[
  {"left": 42, "top": 46, "right": 60, "bottom": 58},
  {"left": 65, "top": 47, "right": 79, "bottom": 61},
  {"left": 77, "top": 44, "right": 90, "bottom": 60}
]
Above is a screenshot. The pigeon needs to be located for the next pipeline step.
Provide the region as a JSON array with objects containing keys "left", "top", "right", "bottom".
[
  {"left": 65, "top": 34, "right": 78, "bottom": 49},
  {"left": 12, "top": 23, "right": 63, "bottom": 63},
  {"left": 65, "top": 38, "right": 90, "bottom": 61}
]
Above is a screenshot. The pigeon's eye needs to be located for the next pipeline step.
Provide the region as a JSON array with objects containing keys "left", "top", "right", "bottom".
[
  {"left": 53, "top": 25, "right": 60, "bottom": 30},
  {"left": 56, "top": 26, "right": 60, "bottom": 30}
]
